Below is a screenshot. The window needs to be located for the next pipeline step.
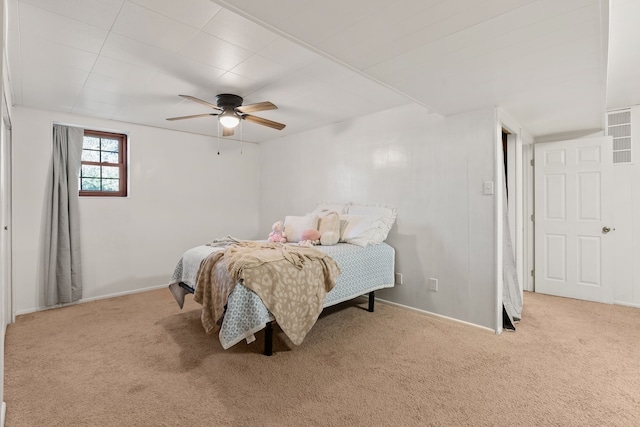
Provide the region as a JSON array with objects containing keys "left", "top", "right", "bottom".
[{"left": 80, "top": 130, "right": 128, "bottom": 197}]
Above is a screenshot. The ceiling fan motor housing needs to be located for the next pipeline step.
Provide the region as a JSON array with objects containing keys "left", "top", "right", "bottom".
[{"left": 216, "top": 94, "right": 243, "bottom": 110}]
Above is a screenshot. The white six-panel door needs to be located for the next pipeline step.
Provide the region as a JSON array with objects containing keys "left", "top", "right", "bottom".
[{"left": 534, "top": 136, "right": 613, "bottom": 303}]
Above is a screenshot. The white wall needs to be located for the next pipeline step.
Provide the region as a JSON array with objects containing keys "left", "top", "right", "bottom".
[
  {"left": 0, "top": 0, "right": 9, "bottom": 420},
  {"left": 12, "top": 107, "right": 260, "bottom": 313},
  {"left": 11, "top": 101, "right": 503, "bottom": 330},
  {"left": 612, "top": 105, "right": 640, "bottom": 307},
  {"left": 259, "top": 103, "right": 499, "bottom": 330}
]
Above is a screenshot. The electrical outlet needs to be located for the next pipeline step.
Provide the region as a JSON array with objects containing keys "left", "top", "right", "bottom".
[
  {"left": 429, "top": 278, "right": 438, "bottom": 291},
  {"left": 395, "top": 273, "right": 403, "bottom": 285}
]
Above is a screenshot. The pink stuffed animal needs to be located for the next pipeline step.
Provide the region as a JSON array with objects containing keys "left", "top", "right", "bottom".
[
  {"left": 268, "top": 221, "right": 287, "bottom": 243},
  {"left": 299, "top": 229, "right": 322, "bottom": 246}
]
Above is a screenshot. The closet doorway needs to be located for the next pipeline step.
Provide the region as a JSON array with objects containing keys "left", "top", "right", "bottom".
[
  {"left": 496, "top": 112, "right": 526, "bottom": 333},
  {"left": 501, "top": 126, "right": 524, "bottom": 299}
]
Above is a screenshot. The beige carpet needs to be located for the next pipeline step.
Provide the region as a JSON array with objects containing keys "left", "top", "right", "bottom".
[{"left": 5, "top": 289, "right": 640, "bottom": 426}]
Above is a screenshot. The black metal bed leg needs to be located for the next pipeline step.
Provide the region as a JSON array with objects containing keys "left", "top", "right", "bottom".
[
  {"left": 368, "top": 291, "right": 375, "bottom": 312},
  {"left": 264, "top": 322, "right": 273, "bottom": 356}
]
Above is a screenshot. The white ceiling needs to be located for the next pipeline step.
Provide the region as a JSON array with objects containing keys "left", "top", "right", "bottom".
[{"left": 6, "top": 0, "right": 638, "bottom": 142}]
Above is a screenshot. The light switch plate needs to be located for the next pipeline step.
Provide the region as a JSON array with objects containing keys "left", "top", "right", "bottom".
[{"left": 483, "top": 181, "right": 494, "bottom": 195}]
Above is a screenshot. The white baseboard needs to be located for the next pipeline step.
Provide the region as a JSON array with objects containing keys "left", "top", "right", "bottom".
[
  {"left": 2, "top": 401, "right": 6, "bottom": 427},
  {"left": 375, "top": 298, "right": 496, "bottom": 334},
  {"left": 14, "top": 286, "right": 500, "bottom": 336},
  {"left": 614, "top": 300, "right": 640, "bottom": 309},
  {"left": 14, "top": 284, "right": 169, "bottom": 316}
]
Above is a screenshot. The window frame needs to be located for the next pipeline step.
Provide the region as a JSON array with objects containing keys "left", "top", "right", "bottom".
[{"left": 79, "top": 129, "right": 128, "bottom": 197}]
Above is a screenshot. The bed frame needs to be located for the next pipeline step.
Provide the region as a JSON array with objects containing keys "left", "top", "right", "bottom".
[{"left": 179, "top": 283, "right": 375, "bottom": 356}]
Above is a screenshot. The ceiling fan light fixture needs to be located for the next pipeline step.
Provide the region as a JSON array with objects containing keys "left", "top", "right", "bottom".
[{"left": 219, "top": 110, "right": 240, "bottom": 128}]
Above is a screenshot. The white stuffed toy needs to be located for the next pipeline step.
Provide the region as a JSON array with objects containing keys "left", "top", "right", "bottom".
[
  {"left": 267, "top": 221, "right": 287, "bottom": 243},
  {"left": 318, "top": 211, "right": 341, "bottom": 246}
]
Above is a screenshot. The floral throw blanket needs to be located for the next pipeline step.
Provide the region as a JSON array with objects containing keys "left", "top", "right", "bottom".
[{"left": 194, "top": 242, "right": 341, "bottom": 346}]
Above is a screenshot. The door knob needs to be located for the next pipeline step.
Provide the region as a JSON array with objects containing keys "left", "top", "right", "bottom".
[{"left": 602, "top": 226, "right": 611, "bottom": 234}]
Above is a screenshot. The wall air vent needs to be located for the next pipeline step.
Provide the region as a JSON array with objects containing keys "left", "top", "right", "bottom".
[{"left": 606, "top": 109, "right": 632, "bottom": 164}]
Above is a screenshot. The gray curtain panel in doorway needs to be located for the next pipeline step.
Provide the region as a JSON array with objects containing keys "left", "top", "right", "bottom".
[
  {"left": 42, "top": 125, "right": 84, "bottom": 306},
  {"left": 503, "top": 178, "right": 522, "bottom": 326}
]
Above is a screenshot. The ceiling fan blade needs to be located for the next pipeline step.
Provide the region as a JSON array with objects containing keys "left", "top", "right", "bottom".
[
  {"left": 179, "top": 94, "right": 222, "bottom": 110},
  {"left": 222, "top": 127, "right": 234, "bottom": 137},
  {"left": 243, "top": 114, "right": 286, "bottom": 130},
  {"left": 236, "top": 101, "right": 277, "bottom": 114},
  {"left": 166, "top": 113, "right": 218, "bottom": 121}
]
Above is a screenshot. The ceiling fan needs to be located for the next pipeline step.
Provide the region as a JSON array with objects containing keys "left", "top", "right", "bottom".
[{"left": 166, "top": 94, "right": 286, "bottom": 136}]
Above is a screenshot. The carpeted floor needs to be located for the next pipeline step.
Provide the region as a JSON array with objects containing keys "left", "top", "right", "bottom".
[{"left": 4, "top": 289, "right": 640, "bottom": 426}]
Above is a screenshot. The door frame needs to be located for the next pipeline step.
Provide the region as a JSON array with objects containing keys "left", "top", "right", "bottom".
[
  {"left": 1, "top": 93, "right": 12, "bottom": 326},
  {"left": 496, "top": 109, "right": 531, "bottom": 333}
]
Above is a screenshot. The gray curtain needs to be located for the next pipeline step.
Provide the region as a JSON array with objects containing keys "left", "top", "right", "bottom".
[{"left": 43, "top": 125, "right": 84, "bottom": 306}]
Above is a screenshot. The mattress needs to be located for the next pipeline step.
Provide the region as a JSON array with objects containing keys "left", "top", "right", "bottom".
[{"left": 169, "top": 242, "right": 395, "bottom": 349}]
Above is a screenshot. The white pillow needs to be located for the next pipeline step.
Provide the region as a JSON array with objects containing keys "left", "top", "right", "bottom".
[
  {"left": 347, "top": 203, "right": 397, "bottom": 244},
  {"left": 284, "top": 215, "right": 319, "bottom": 243},
  {"left": 339, "top": 214, "right": 386, "bottom": 247},
  {"left": 312, "top": 202, "right": 350, "bottom": 214}
]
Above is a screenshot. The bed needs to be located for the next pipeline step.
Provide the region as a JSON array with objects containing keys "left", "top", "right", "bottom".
[
  {"left": 168, "top": 241, "right": 395, "bottom": 355},
  {"left": 169, "top": 202, "right": 398, "bottom": 355}
]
